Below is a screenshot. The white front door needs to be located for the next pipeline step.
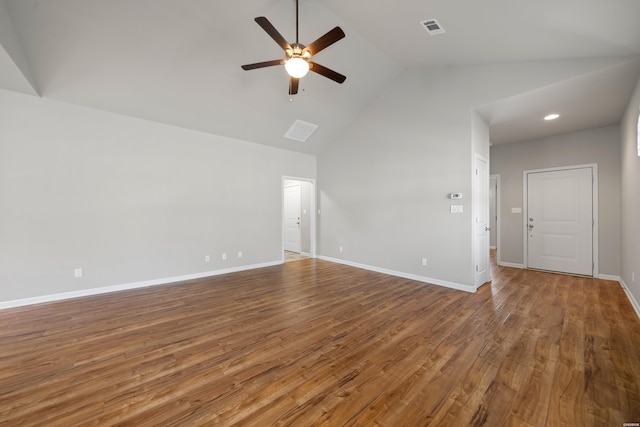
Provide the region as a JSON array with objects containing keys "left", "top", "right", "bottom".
[
  {"left": 526, "top": 167, "right": 593, "bottom": 276},
  {"left": 474, "top": 156, "right": 490, "bottom": 287},
  {"left": 284, "top": 184, "right": 301, "bottom": 253}
]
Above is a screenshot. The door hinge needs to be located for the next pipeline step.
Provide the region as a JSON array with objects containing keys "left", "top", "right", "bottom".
[
  {"left": 476, "top": 265, "right": 479, "bottom": 272},
  {"left": 475, "top": 169, "right": 479, "bottom": 175}
]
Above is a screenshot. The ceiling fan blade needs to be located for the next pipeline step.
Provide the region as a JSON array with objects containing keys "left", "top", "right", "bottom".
[
  {"left": 289, "top": 77, "right": 299, "bottom": 95},
  {"left": 305, "top": 27, "right": 345, "bottom": 57},
  {"left": 309, "top": 62, "right": 346, "bottom": 84},
  {"left": 254, "top": 16, "right": 291, "bottom": 51},
  {"left": 241, "top": 59, "right": 285, "bottom": 70}
]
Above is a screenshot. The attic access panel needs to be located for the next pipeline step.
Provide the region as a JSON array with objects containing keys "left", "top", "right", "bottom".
[{"left": 285, "top": 119, "right": 318, "bottom": 142}]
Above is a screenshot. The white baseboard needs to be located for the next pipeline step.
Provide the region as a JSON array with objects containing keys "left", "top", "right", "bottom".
[
  {"left": 619, "top": 278, "right": 640, "bottom": 319},
  {"left": 0, "top": 261, "right": 283, "bottom": 310},
  {"left": 318, "top": 256, "right": 476, "bottom": 293},
  {"left": 598, "top": 274, "right": 621, "bottom": 281},
  {"left": 498, "top": 261, "right": 525, "bottom": 269}
]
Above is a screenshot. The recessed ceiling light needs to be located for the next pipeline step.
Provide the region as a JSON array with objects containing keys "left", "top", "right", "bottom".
[{"left": 544, "top": 113, "right": 560, "bottom": 121}]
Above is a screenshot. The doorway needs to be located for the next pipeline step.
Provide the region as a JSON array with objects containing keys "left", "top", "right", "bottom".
[
  {"left": 283, "top": 177, "right": 315, "bottom": 261},
  {"left": 489, "top": 174, "right": 500, "bottom": 268},
  {"left": 523, "top": 165, "right": 597, "bottom": 276},
  {"left": 473, "top": 155, "right": 490, "bottom": 287},
  {"left": 284, "top": 183, "right": 301, "bottom": 253}
]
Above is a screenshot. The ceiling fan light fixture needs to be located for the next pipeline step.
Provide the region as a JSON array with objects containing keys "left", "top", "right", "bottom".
[
  {"left": 285, "top": 57, "right": 310, "bottom": 78},
  {"left": 240, "top": 0, "right": 346, "bottom": 94}
]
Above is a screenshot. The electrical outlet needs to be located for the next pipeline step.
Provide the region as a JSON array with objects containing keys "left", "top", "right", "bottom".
[
  {"left": 222, "top": 253, "right": 227, "bottom": 260},
  {"left": 205, "top": 255, "right": 210, "bottom": 262},
  {"left": 421, "top": 258, "right": 427, "bottom": 266},
  {"left": 237, "top": 251, "right": 243, "bottom": 258},
  {"left": 74, "top": 268, "right": 82, "bottom": 278},
  {"left": 339, "top": 246, "right": 343, "bottom": 252}
]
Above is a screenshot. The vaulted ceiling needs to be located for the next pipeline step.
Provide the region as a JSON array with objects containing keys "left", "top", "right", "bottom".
[{"left": 1, "top": 0, "right": 640, "bottom": 153}]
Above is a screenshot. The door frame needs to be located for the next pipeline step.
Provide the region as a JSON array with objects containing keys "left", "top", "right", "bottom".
[
  {"left": 522, "top": 164, "right": 598, "bottom": 276},
  {"left": 282, "top": 176, "right": 316, "bottom": 260},
  {"left": 473, "top": 154, "right": 490, "bottom": 288},
  {"left": 283, "top": 182, "right": 302, "bottom": 253}
]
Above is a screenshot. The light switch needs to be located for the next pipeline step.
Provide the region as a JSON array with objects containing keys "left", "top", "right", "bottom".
[{"left": 511, "top": 207, "right": 522, "bottom": 214}]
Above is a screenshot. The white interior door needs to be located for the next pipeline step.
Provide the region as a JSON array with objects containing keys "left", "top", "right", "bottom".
[
  {"left": 474, "top": 156, "right": 490, "bottom": 286},
  {"left": 284, "top": 184, "right": 301, "bottom": 253},
  {"left": 526, "top": 167, "right": 593, "bottom": 276}
]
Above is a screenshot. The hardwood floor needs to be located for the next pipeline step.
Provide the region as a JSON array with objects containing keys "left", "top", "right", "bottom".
[
  {"left": 284, "top": 251, "right": 311, "bottom": 263},
  {"left": 1, "top": 257, "right": 639, "bottom": 426}
]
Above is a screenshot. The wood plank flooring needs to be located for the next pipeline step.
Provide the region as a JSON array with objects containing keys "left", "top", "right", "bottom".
[{"left": 1, "top": 256, "right": 639, "bottom": 426}]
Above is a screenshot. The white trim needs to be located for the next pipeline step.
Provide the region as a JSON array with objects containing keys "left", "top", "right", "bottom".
[
  {"left": 522, "top": 163, "right": 599, "bottom": 277},
  {"left": 282, "top": 176, "right": 317, "bottom": 261},
  {"left": 0, "top": 261, "right": 282, "bottom": 310},
  {"left": 620, "top": 278, "right": 640, "bottom": 319},
  {"left": 318, "top": 256, "right": 476, "bottom": 293},
  {"left": 498, "top": 262, "right": 525, "bottom": 269},
  {"left": 598, "top": 274, "right": 621, "bottom": 281}
]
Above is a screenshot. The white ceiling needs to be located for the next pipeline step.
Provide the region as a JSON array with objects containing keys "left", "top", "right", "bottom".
[{"left": 1, "top": 0, "right": 640, "bottom": 153}]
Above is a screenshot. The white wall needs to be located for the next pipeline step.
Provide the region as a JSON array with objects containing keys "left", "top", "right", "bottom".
[
  {"left": 2, "top": 58, "right": 632, "bottom": 303},
  {"left": 317, "top": 60, "right": 620, "bottom": 289},
  {"left": 0, "top": 89, "right": 316, "bottom": 303},
  {"left": 620, "top": 76, "right": 640, "bottom": 311},
  {"left": 490, "top": 125, "right": 621, "bottom": 276}
]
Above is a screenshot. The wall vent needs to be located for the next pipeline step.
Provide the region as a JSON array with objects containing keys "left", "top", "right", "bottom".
[
  {"left": 420, "top": 18, "right": 445, "bottom": 35},
  {"left": 285, "top": 119, "right": 318, "bottom": 142}
]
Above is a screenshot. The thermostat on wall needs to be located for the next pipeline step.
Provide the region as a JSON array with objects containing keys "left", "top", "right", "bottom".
[{"left": 450, "top": 193, "right": 463, "bottom": 199}]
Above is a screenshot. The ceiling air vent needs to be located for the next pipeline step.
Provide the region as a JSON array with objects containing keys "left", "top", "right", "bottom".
[
  {"left": 285, "top": 119, "right": 318, "bottom": 142},
  {"left": 420, "top": 18, "right": 445, "bottom": 35}
]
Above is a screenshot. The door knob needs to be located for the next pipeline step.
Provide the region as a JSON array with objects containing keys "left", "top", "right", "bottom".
[{"left": 485, "top": 227, "right": 491, "bottom": 231}]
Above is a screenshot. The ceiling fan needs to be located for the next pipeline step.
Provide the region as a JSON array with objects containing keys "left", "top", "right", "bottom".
[{"left": 241, "top": 0, "right": 346, "bottom": 95}]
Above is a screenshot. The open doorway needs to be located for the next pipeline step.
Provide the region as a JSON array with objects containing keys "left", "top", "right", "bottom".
[
  {"left": 489, "top": 174, "right": 500, "bottom": 261},
  {"left": 283, "top": 177, "right": 315, "bottom": 262},
  {"left": 489, "top": 174, "right": 500, "bottom": 275}
]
